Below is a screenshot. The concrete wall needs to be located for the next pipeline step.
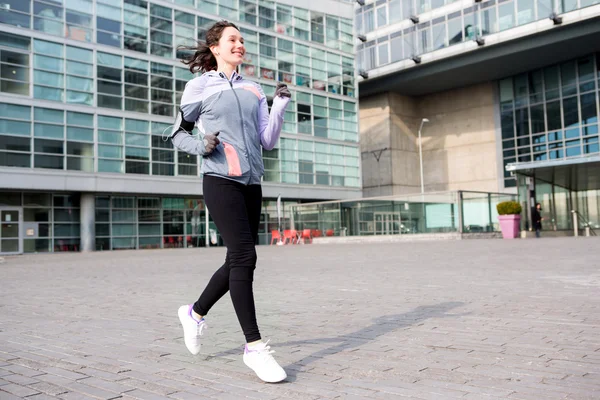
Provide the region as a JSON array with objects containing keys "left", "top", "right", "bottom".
[
  {"left": 359, "top": 82, "right": 502, "bottom": 196},
  {"left": 359, "top": 93, "right": 393, "bottom": 197}
]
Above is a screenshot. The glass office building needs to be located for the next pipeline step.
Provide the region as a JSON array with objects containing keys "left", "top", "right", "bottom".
[
  {"left": 355, "top": 0, "right": 600, "bottom": 70},
  {"left": 498, "top": 53, "right": 600, "bottom": 187},
  {"left": 0, "top": 0, "right": 359, "bottom": 254},
  {"left": 354, "top": 0, "right": 600, "bottom": 233}
]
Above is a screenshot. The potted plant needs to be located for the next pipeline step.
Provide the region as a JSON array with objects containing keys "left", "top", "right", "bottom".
[{"left": 497, "top": 201, "right": 522, "bottom": 239}]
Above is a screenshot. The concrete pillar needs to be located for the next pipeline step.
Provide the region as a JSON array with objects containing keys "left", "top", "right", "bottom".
[{"left": 80, "top": 193, "right": 95, "bottom": 252}]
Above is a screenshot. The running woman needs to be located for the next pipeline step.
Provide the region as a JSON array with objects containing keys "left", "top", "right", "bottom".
[{"left": 170, "top": 20, "right": 291, "bottom": 383}]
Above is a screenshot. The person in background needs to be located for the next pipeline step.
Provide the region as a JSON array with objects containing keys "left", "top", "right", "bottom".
[{"left": 532, "top": 203, "right": 543, "bottom": 238}]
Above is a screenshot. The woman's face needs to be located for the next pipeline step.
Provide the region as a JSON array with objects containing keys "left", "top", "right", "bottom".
[{"left": 213, "top": 27, "right": 245, "bottom": 67}]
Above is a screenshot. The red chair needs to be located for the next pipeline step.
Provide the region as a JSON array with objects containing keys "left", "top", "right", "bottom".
[
  {"left": 283, "top": 229, "right": 296, "bottom": 244},
  {"left": 312, "top": 229, "right": 322, "bottom": 238},
  {"left": 168, "top": 236, "right": 175, "bottom": 248},
  {"left": 326, "top": 229, "right": 334, "bottom": 237},
  {"left": 300, "top": 229, "right": 312, "bottom": 244},
  {"left": 270, "top": 230, "right": 281, "bottom": 245}
]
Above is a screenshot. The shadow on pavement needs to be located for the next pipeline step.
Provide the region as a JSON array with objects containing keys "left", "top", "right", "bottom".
[{"left": 209, "top": 301, "right": 467, "bottom": 383}]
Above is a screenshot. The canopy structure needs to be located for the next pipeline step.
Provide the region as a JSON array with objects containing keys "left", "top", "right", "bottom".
[{"left": 506, "top": 155, "right": 600, "bottom": 191}]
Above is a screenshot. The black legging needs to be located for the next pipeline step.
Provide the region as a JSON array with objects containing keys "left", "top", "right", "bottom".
[{"left": 193, "top": 174, "right": 262, "bottom": 343}]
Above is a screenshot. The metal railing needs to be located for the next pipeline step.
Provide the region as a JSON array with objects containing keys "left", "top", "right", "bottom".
[{"left": 571, "top": 210, "right": 597, "bottom": 237}]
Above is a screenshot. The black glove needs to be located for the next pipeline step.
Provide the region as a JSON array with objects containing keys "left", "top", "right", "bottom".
[
  {"left": 203, "top": 132, "right": 220, "bottom": 154},
  {"left": 275, "top": 82, "right": 291, "bottom": 98}
]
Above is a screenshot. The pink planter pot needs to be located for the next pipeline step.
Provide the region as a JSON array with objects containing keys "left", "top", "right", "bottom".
[{"left": 498, "top": 215, "right": 521, "bottom": 239}]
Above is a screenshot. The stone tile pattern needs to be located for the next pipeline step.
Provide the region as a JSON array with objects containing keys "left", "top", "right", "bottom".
[{"left": 1, "top": 238, "right": 599, "bottom": 399}]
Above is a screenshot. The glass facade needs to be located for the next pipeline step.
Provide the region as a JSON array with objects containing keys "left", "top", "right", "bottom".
[
  {"left": 0, "top": 1, "right": 359, "bottom": 188},
  {"left": 0, "top": 1, "right": 359, "bottom": 253},
  {"left": 0, "top": 191, "right": 302, "bottom": 252},
  {"left": 516, "top": 175, "right": 600, "bottom": 231},
  {"left": 499, "top": 53, "right": 600, "bottom": 187},
  {"left": 356, "top": 0, "right": 600, "bottom": 71},
  {"left": 290, "top": 191, "right": 516, "bottom": 236},
  {"left": 0, "top": 192, "right": 79, "bottom": 253}
]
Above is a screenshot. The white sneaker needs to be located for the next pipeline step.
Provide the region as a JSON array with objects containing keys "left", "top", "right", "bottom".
[
  {"left": 243, "top": 340, "right": 287, "bottom": 383},
  {"left": 177, "top": 304, "right": 207, "bottom": 355}
]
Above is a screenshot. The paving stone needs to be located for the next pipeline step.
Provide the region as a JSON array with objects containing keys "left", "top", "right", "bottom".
[
  {"left": 119, "top": 389, "right": 174, "bottom": 400},
  {"left": 58, "top": 392, "right": 98, "bottom": 400},
  {"left": 29, "top": 394, "right": 64, "bottom": 400},
  {"left": 0, "top": 389, "right": 26, "bottom": 400},
  {"left": 1, "top": 382, "right": 42, "bottom": 397},
  {"left": 1, "top": 239, "right": 599, "bottom": 399},
  {"left": 28, "top": 381, "right": 70, "bottom": 396},
  {"left": 3, "top": 372, "right": 42, "bottom": 386}
]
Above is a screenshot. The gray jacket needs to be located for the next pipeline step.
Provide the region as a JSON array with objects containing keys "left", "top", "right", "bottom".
[{"left": 170, "top": 70, "right": 290, "bottom": 185}]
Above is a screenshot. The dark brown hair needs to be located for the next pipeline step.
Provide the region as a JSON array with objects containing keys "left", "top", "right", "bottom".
[{"left": 179, "top": 20, "right": 239, "bottom": 74}]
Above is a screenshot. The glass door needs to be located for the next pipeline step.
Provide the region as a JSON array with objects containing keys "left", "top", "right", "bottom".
[
  {"left": 0, "top": 208, "right": 22, "bottom": 254},
  {"left": 374, "top": 212, "right": 401, "bottom": 235}
]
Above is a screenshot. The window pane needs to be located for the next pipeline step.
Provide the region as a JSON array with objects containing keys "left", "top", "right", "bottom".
[
  {"left": 35, "top": 108, "right": 63, "bottom": 123},
  {"left": 433, "top": 22, "right": 446, "bottom": 50},
  {"left": 0, "top": 135, "right": 30, "bottom": 152},
  {"left": 0, "top": 103, "right": 30, "bottom": 119},
  {"left": 0, "top": 119, "right": 30, "bottom": 136},
  {"left": 67, "top": 76, "right": 92, "bottom": 91},
  {"left": 0, "top": 152, "right": 30, "bottom": 167},
  {"left": 578, "top": 55, "right": 595, "bottom": 82},
  {"left": 67, "top": 127, "right": 93, "bottom": 141},
  {"left": 581, "top": 93, "right": 598, "bottom": 125},
  {"left": 35, "top": 154, "right": 63, "bottom": 169},
  {"left": 98, "top": 95, "right": 122, "bottom": 109},
  {"left": 563, "top": 97, "right": 579, "bottom": 128},
  {"left": 67, "top": 141, "right": 93, "bottom": 155},
  {"left": 377, "top": 6, "right": 387, "bottom": 27},
  {"left": 390, "top": 37, "right": 403, "bottom": 63},
  {"left": 517, "top": 0, "right": 534, "bottom": 25},
  {"left": 501, "top": 110, "right": 514, "bottom": 140},
  {"left": 66, "top": 61, "right": 93, "bottom": 77},
  {"left": 378, "top": 43, "right": 389, "bottom": 66},
  {"left": 98, "top": 159, "right": 123, "bottom": 173},
  {"left": 515, "top": 108, "right": 530, "bottom": 137},
  {"left": 35, "top": 138, "right": 63, "bottom": 154},
  {"left": 34, "top": 55, "right": 62, "bottom": 72},
  {"left": 482, "top": 5, "right": 497, "bottom": 34},
  {"left": 67, "top": 111, "right": 93, "bottom": 126},
  {"left": 499, "top": 2, "right": 514, "bottom": 31},
  {"left": 98, "top": 130, "right": 122, "bottom": 144},
  {"left": 531, "top": 105, "right": 545, "bottom": 133},
  {"left": 34, "top": 70, "right": 64, "bottom": 87},
  {"left": 448, "top": 17, "right": 462, "bottom": 45},
  {"left": 0, "top": 32, "right": 30, "bottom": 50},
  {"left": 546, "top": 101, "right": 561, "bottom": 131},
  {"left": 561, "top": 61, "right": 577, "bottom": 96}
]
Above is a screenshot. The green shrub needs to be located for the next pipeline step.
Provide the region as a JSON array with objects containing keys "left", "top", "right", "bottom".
[{"left": 496, "top": 201, "right": 522, "bottom": 215}]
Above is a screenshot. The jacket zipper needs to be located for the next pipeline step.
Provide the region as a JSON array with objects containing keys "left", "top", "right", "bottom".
[{"left": 227, "top": 77, "right": 254, "bottom": 182}]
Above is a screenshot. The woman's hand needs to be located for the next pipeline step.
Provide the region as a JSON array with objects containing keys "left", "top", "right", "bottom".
[
  {"left": 275, "top": 82, "right": 291, "bottom": 98},
  {"left": 203, "top": 132, "right": 220, "bottom": 154}
]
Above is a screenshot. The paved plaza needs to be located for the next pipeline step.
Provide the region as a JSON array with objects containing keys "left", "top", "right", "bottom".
[{"left": 1, "top": 238, "right": 599, "bottom": 400}]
